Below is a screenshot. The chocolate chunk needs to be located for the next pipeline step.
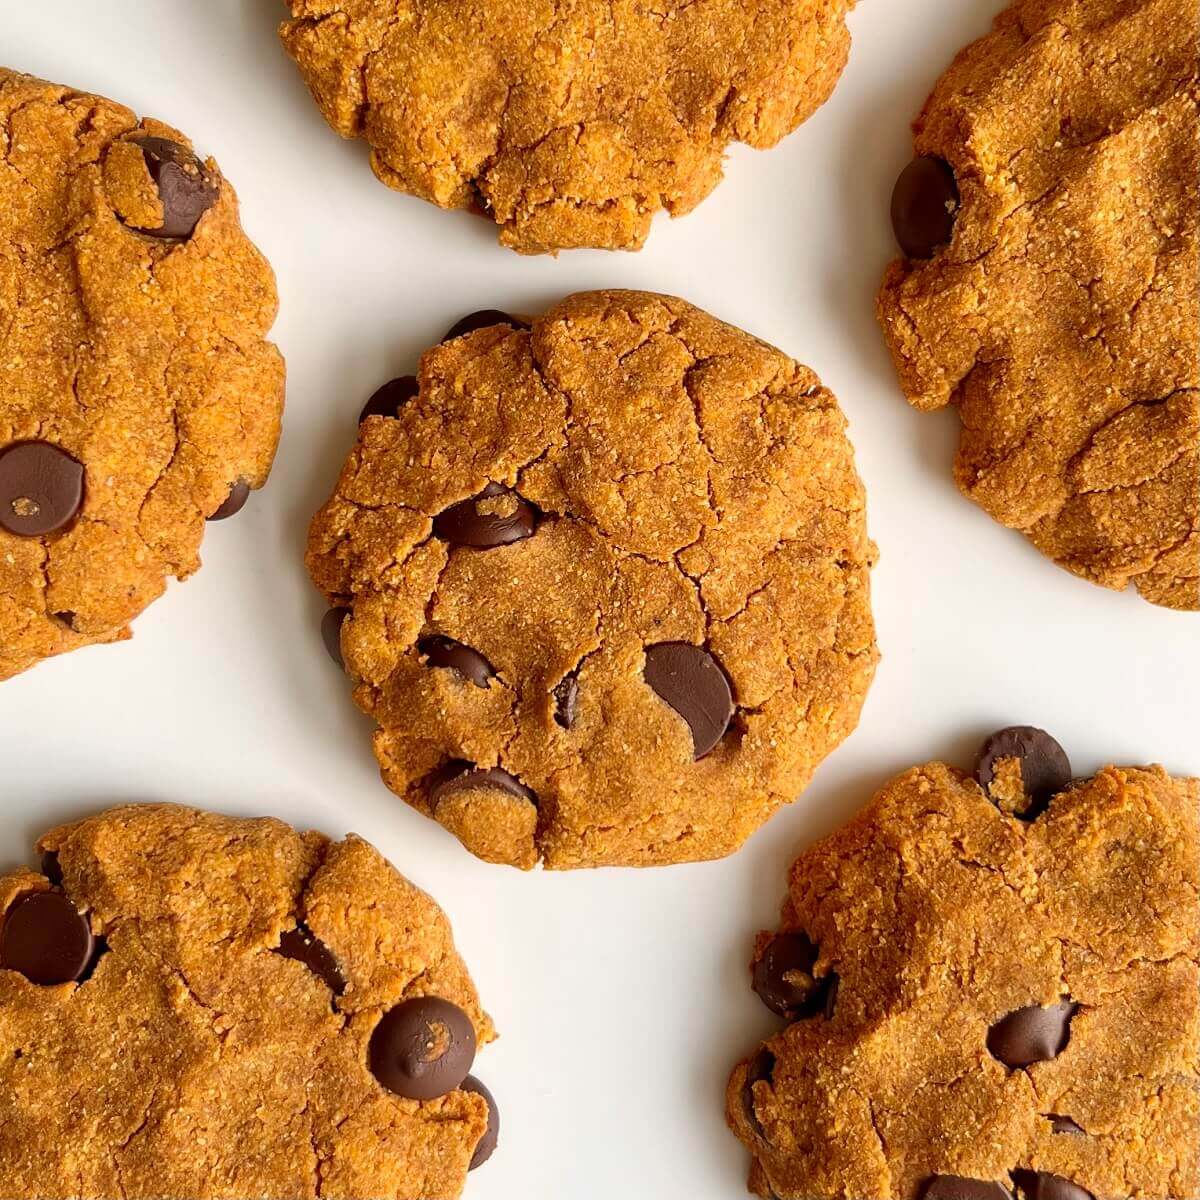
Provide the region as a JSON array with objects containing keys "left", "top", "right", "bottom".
[
  {"left": 39, "top": 851, "right": 63, "bottom": 887},
  {"left": 751, "top": 932, "right": 835, "bottom": 1021},
  {"left": 1046, "top": 1114, "right": 1086, "bottom": 1136},
  {"left": 891, "top": 156, "right": 959, "bottom": 259},
  {"left": 432, "top": 766, "right": 537, "bottom": 808},
  {"left": 368, "top": 996, "right": 477, "bottom": 1100},
  {"left": 742, "top": 1049, "right": 776, "bottom": 1139},
  {"left": 0, "top": 892, "right": 95, "bottom": 985},
  {"left": 360, "top": 375, "right": 419, "bottom": 423},
  {"left": 128, "top": 136, "right": 219, "bottom": 239},
  {"left": 208, "top": 480, "right": 250, "bottom": 521},
  {"left": 643, "top": 642, "right": 734, "bottom": 759},
  {"left": 442, "top": 310, "right": 531, "bottom": 342},
  {"left": 432, "top": 483, "right": 538, "bottom": 548},
  {"left": 275, "top": 924, "right": 346, "bottom": 996},
  {"left": 0, "top": 441, "right": 85, "bottom": 537},
  {"left": 976, "top": 727, "right": 1072, "bottom": 816},
  {"left": 553, "top": 673, "right": 580, "bottom": 729},
  {"left": 1013, "top": 1170, "right": 1095, "bottom": 1200},
  {"left": 419, "top": 636, "right": 495, "bottom": 688},
  {"left": 921, "top": 1178, "right": 1013, "bottom": 1200},
  {"left": 987, "top": 1001, "right": 1079, "bottom": 1068},
  {"left": 321, "top": 607, "right": 350, "bottom": 668},
  {"left": 461, "top": 1075, "right": 500, "bottom": 1169}
]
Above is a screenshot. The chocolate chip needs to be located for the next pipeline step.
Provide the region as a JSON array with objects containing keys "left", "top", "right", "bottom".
[
  {"left": 207, "top": 480, "right": 250, "bottom": 521},
  {"left": 432, "top": 483, "right": 538, "bottom": 548},
  {"left": 360, "top": 375, "right": 419, "bottom": 423},
  {"left": 921, "top": 1178, "right": 1013, "bottom": 1200},
  {"left": 752, "top": 932, "right": 835, "bottom": 1021},
  {"left": 1012, "top": 1170, "right": 1095, "bottom": 1200},
  {"left": 368, "top": 996, "right": 477, "bottom": 1100},
  {"left": 275, "top": 924, "right": 346, "bottom": 996},
  {"left": 461, "top": 1075, "right": 500, "bottom": 1169},
  {"left": 891, "top": 156, "right": 959, "bottom": 259},
  {"left": 0, "top": 892, "right": 95, "bottom": 985},
  {"left": 1047, "top": 1114, "right": 1086, "bottom": 1136},
  {"left": 432, "top": 765, "right": 537, "bottom": 808},
  {"left": 0, "top": 442, "right": 85, "bottom": 537},
  {"left": 553, "top": 673, "right": 580, "bottom": 729},
  {"left": 643, "top": 642, "right": 734, "bottom": 759},
  {"left": 321, "top": 607, "right": 349, "bottom": 668},
  {"left": 39, "top": 851, "right": 63, "bottom": 887},
  {"left": 987, "top": 1001, "right": 1079, "bottom": 1068},
  {"left": 742, "top": 1049, "right": 775, "bottom": 1139},
  {"left": 419, "top": 636, "right": 495, "bottom": 688},
  {"left": 52, "top": 611, "right": 76, "bottom": 630},
  {"left": 128, "top": 136, "right": 219, "bottom": 239},
  {"left": 442, "top": 311, "right": 531, "bottom": 342},
  {"left": 975, "top": 727, "right": 1072, "bottom": 817}
]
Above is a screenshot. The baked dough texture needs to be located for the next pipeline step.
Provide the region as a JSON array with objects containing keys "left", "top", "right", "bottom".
[
  {"left": 0, "top": 804, "right": 495, "bottom": 1199},
  {"left": 0, "top": 69, "right": 285, "bottom": 679},
  {"left": 307, "top": 290, "right": 877, "bottom": 869},
  {"left": 279, "top": 0, "right": 855, "bottom": 253},
  {"left": 877, "top": 0, "right": 1199, "bottom": 609},
  {"left": 726, "top": 758, "right": 1200, "bottom": 1199}
]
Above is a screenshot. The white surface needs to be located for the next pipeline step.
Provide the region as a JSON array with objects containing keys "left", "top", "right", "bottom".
[{"left": 2, "top": 3, "right": 1197, "bottom": 1197}]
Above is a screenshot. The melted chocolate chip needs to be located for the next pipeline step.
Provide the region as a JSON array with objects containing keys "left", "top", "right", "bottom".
[
  {"left": 742, "top": 1049, "right": 775, "bottom": 1140},
  {"left": 921, "top": 1178, "right": 1013, "bottom": 1200},
  {"left": 432, "top": 483, "right": 538, "bottom": 548},
  {"left": 360, "top": 375, "right": 419, "bottom": 423},
  {"left": 321, "top": 608, "right": 350, "bottom": 668},
  {"left": 1012, "top": 1170, "right": 1094, "bottom": 1200},
  {"left": 461, "top": 1075, "right": 500, "bottom": 1169},
  {"left": 432, "top": 766, "right": 537, "bottom": 809},
  {"left": 0, "top": 442, "right": 85, "bottom": 537},
  {"left": 275, "top": 924, "right": 346, "bottom": 996},
  {"left": 208, "top": 480, "right": 250, "bottom": 521},
  {"left": 553, "top": 673, "right": 580, "bottom": 729},
  {"left": 442, "top": 311, "right": 530, "bottom": 342},
  {"left": 0, "top": 892, "right": 95, "bottom": 985},
  {"left": 369, "top": 996, "right": 477, "bottom": 1100},
  {"left": 987, "top": 1001, "right": 1079, "bottom": 1068},
  {"left": 127, "top": 136, "right": 219, "bottom": 239},
  {"left": 643, "top": 642, "right": 734, "bottom": 759},
  {"left": 419, "top": 636, "right": 495, "bottom": 688},
  {"left": 752, "top": 932, "right": 835, "bottom": 1021},
  {"left": 975, "top": 727, "right": 1072, "bottom": 817},
  {"left": 891, "top": 156, "right": 959, "bottom": 258}
]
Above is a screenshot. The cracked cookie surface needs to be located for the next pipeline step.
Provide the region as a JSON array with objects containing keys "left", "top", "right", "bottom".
[
  {"left": 876, "top": 0, "right": 1199, "bottom": 609},
  {"left": 0, "top": 69, "right": 284, "bottom": 680},
  {"left": 307, "top": 290, "right": 877, "bottom": 869},
  {"left": 279, "top": 0, "right": 855, "bottom": 253},
  {"left": 726, "top": 731, "right": 1200, "bottom": 1200},
  {"left": 0, "top": 804, "right": 496, "bottom": 1199}
]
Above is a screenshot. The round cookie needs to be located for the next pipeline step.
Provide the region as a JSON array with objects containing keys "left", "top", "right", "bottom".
[
  {"left": 279, "top": 0, "right": 856, "bottom": 254},
  {"left": 0, "top": 804, "right": 499, "bottom": 1198},
  {"left": 876, "top": 0, "right": 1199, "bottom": 609},
  {"left": 0, "top": 69, "right": 285, "bottom": 679},
  {"left": 726, "top": 728, "right": 1200, "bottom": 1199},
  {"left": 307, "top": 290, "right": 877, "bottom": 869}
]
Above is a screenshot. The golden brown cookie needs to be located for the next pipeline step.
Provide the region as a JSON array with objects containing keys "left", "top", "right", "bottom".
[
  {"left": 876, "top": 0, "right": 1199, "bottom": 609},
  {"left": 307, "top": 290, "right": 877, "bottom": 869},
  {"left": 0, "top": 803, "right": 499, "bottom": 1199},
  {"left": 0, "top": 69, "right": 285, "bottom": 679},
  {"left": 727, "top": 727, "right": 1200, "bottom": 1200},
  {"left": 278, "top": 0, "right": 856, "bottom": 254}
]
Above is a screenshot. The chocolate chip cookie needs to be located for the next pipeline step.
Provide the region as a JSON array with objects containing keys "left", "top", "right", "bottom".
[
  {"left": 876, "top": 0, "right": 1199, "bottom": 609},
  {"left": 278, "top": 0, "right": 856, "bottom": 254},
  {"left": 0, "top": 804, "right": 499, "bottom": 1197},
  {"left": 307, "top": 290, "right": 877, "bottom": 869},
  {"left": 727, "top": 728, "right": 1200, "bottom": 1199},
  {"left": 0, "top": 69, "right": 285, "bottom": 679}
]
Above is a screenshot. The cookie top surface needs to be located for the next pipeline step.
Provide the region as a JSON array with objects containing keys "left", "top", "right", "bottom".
[
  {"left": 307, "top": 290, "right": 877, "bottom": 869},
  {"left": 0, "top": 69, "right": 285, "bottom": 679},
  {"left": 726, "top": 730, "right": 1200, "bottom": 1200},
  {"left": 876, "top": 0, "right": 1199, "bottom": 609},
  {"left": 0, "top": 804, "right": 496, "bottom": 1199},
  {"left": 279, "top": 0, "right": 854, "bottom": 254}
]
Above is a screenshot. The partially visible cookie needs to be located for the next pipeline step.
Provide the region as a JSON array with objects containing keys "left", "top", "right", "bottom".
[
  {"left": 726, "top": 728, "right": 1200, "bottom": 1199},
  {"left": 307, "top": 290, "right": 877, "bottom": 869},
  {"left": 876, "top": 0, "right": 1199, "bottom": 608},
  {"left": 0, "top": 804, "right": 499, "bottom": 1198},
  {"left": 279, "top": 0, "right": 856, "bottom": 253},
  {"left": 0, "top": 69, "right": 285, "bottom": 679}
]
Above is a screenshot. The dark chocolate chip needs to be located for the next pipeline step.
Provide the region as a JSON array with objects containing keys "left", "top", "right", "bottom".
[
  {"left": 275, "top": 924, "right": 346, "bottom": 996},
  {"left": 643, "top": 642, "right": 734, "bottom": 759},
  {"left": 419, "top": 636, "right": 495, "bottom": 688},
  {"left": 0, "top": 891, "right": 95, "bottom": 985},
  {"left": 321, "top": 607, "right": 349, "bottom": 668},
  {"left": 553, "top": 673, "right": 580, "bottom": 729},
  {"left": 368, "top": 996, "right": 477, "bottom": 1100},
  {"left": 360, "top": 375, "right": 419, "bottom": 423},
  {"left": 752, "top": 932, "right": 835, "bottom": 1021},
  {"left": 921, "top": 1178, "right": 1013, "bottom": 1200},
  {"left": 975, "top": 727, "right": 1072, "bottom": 816},
  {"left": 432, "top": 765, "right": 537, "bottom": 808},
  {"left": 0, "top": 442, "right": 85, "bottom": 537},
  {"left": 442, "top": 311, "right": 531, "bottom": 342},
  {"left": 432, "top": 483, "right": 538, "bottom": 548},
  {"left": 741, "top": 1049, "right": 775, "bottom": 1139},
  {"left": 987, "top": 1001, "right": 1079, "bottom": 1068},
  {"left": 39, "top": 851, "right": 63, "bottom": 887},
  {"left": 891, "top": 156, "right": 959, "bottom": 258},
  {"left": 1012, "top": 1170, "right": 1095, "bottom": 1200},
  {"left": 207, "top": 480, "right": 250, "bottom": 521},
  {"left": 127, "top": 136, "right": 219, "bottom": 239},
  {"left": 1046, "top": 1114, "right": 1086, "bottom": 1136},
  {"left": 461, "top": 1075, "right": 500, "bottom": 1169}
]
